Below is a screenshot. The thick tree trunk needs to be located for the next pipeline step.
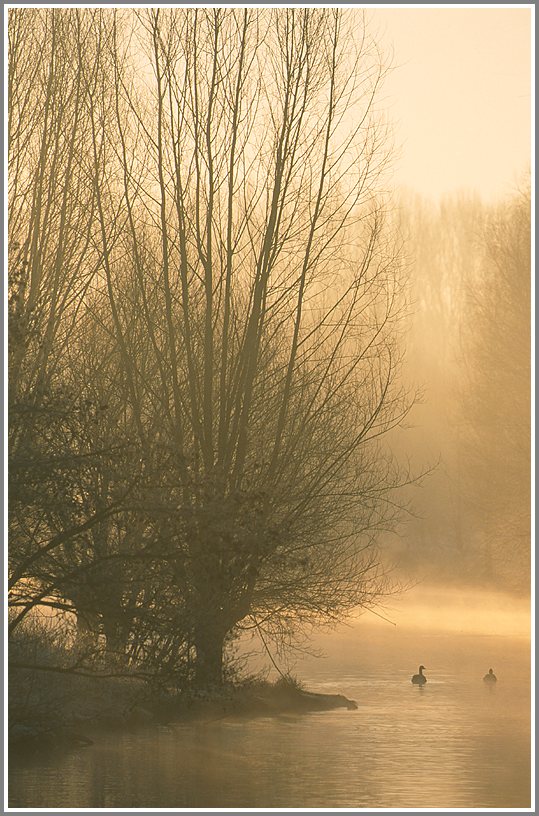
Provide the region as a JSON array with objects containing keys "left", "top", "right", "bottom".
[
  {"left": 74, "top": 610, "right": 100, "bottom": 654},
  {"left": 193, "top": 620, "right": 226, "bottom": 688},
  {"left": 102, "top": 616, "right": 128, "bottom": 665}
]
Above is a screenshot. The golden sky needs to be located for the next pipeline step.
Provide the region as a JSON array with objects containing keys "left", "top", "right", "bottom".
[{"left": 369, "top": 6, "right": 532, "bottom": 200}]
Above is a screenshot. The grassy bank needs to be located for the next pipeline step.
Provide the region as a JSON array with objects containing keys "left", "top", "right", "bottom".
[
  {"left": 10, "top": 625, "right": 358, "bottom": 759},
  {"left": 10, "top": 671, "right": 358, "bottom": 759}
]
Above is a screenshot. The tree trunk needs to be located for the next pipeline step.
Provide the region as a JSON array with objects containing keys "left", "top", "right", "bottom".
[
  {"left": 103, "top": 616, "right": 128, "bottom": 665},
  {"left": 74, "top": 610, "right": 100, "bottom": 655},
  {"left": 193, "top": 620, "right": 226, "bottom": 688}
]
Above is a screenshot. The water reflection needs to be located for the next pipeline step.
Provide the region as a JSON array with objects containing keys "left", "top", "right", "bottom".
[{"left": 9, "top": 629, "right": 530, "bottom": 809}]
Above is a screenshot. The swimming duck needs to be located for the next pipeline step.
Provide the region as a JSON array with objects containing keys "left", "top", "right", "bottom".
[
  {"left": 483, "top": 668, "right": 497, "bottom": 683},
  {"left": 411, "top": 665, "right": 427, "bottom": 685}
]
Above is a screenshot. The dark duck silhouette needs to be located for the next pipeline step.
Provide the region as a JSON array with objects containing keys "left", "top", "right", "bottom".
[
  {"left": 411, "top": 665, "right": 427, "bottom": 685},
  {"left": 483, "top": 668, "right": 497, "bottom": 683}
]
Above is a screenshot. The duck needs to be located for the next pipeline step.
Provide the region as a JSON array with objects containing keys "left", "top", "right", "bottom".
[
  {"left": 411, "top": 665, "right": 427, "bottom": 685},
  {"left": 483, "top": 668, "right": 497, "bottom": 683}
]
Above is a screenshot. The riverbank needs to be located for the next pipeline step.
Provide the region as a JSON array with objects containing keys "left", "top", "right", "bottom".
[{"left": 10, "top": 675, "right": 358, "bottom": 759}]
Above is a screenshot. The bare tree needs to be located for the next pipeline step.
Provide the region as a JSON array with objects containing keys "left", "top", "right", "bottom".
[
  {"left": 87, "top": 8, "right": 412, "bottom": 685},
  {"left": 9, "top": 9, "right": 413, "bottom": 688},
  {"left": 8, "top": 9, "right": 114, "bottom": 627},
  {"left": 7, "top": 10, "right": 151, "bottom": 649}
]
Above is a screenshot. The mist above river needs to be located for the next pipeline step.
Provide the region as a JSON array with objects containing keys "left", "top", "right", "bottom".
[
  {"left": 240, "top": 584, "right": 530, "bottom": 683},
  {"left": 11, "top": 586, "right": 530, "bottom": 810}
]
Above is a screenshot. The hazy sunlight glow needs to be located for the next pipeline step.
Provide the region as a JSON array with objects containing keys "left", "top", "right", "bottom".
[{"left": 371, "top": 7, "right": 531, "bottom": 199}]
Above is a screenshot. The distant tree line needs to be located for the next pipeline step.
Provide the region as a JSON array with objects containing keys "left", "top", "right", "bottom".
[{"left": 397, "top": 185, "right": 530, "bottom": 591}]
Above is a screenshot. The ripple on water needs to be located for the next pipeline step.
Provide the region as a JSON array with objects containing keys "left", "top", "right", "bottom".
[{"left": 9, "top": 631, "right": 530, "bottom": 809}]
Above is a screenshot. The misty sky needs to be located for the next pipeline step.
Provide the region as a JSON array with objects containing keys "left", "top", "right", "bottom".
[{"left": 369, "top": 6, "right": 531, "bottom": 200}]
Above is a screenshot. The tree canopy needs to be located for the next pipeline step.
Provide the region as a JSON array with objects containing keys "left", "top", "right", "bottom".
[{"left": 9, "top": 8, "right": 412, "bottom": 686}]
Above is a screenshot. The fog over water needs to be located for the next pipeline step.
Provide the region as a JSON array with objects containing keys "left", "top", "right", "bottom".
[
  {"left": 8, "top": 7, "right": 531, "bottom": 811},
  {"left": 11, "top": 587, "right": 531, "bottom": 809}
]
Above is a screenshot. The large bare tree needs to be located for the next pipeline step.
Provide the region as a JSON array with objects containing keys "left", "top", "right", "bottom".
[
  {"left": 9, "top": 8, "right": 412, "bottom": 687},
  {"left": 92, "top": 8, "right": 411, "bottom": 685}
]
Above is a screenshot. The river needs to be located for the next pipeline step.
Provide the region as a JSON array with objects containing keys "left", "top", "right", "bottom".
[{"left": 9, "top": 589, "right": 531, "bottom": 809}]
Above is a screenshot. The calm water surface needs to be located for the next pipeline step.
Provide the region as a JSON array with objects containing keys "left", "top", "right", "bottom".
[{"left": 9, "top": 627, "right": 531, "bottom": 809}]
